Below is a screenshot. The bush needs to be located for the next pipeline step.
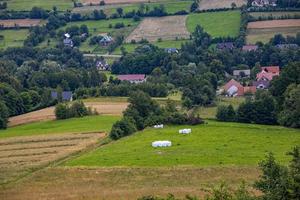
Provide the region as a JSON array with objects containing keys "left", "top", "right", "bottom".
[
  {"left": 216, "top": 105, "right": 236, "bottom": 122},
  {"left": 55, "top": 103, "right": 69, "bottom": 120},
  {"left": 0, "top": 101, "right": 9, "bottom": 129},
  {"left": 54, "top": 101, "right": 93, "bottom": 120},
  {"left": 110, "top": 118, "right": 137, "bottom": 140}
]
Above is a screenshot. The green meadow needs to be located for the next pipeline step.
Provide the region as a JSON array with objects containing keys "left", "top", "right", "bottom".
[
  {"left": 0, "top": 115, "right": 120, "bottom": 139},
  {"left": 6, "top": 0, "right": 74, "bottom": 11},
  {"left": 0, "top": 29, "right": 29, "bottom": 49},
  {"left": 65, "top": 121, "right": 300, "bottom": 167},
  {"left": 187, "top": 10, "right": 241, "bottom": 37}
]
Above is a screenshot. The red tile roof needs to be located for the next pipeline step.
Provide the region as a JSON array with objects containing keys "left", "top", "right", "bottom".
[
  {"left": 244, "top": 86, "right": 256, "bottom": 94},
  {"left": 223, "top": 79, "right": 244, "bottom": 96},
  {"left": 242, "top": 45, "right": 258, "bottom": 51},
  {"left": 261, "top": 66, "right": 280, "bottom": 74},
  {"left": 117, "top": 74, "right": 146, "bottom": 81}
]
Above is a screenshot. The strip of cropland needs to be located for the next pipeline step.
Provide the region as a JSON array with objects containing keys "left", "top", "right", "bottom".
[
  {"left": 246, "top": 19, "right": 300, "bottom": 43},
  {"left": 187, "top": 10, "right": 241, "bottom": 38},
  {"left": 199, "top": 0, "right": 247, "bottom": 10},
  {"left": 5, "top": 0, "right": 74, "bottom": 11}
]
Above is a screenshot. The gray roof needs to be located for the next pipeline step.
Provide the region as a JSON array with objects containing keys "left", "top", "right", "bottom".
[
  {"left": 233, "top": 69, "right": 251, "bottom": 76},
  {"left": 51, "top": 91, "right": 73, "bottom": 101}
]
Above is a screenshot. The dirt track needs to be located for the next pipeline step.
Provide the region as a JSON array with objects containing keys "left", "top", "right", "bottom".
[
  {"left": 8, "top": 102, "right": 128, "bottom": 127},
  {"left": 0, "top": 19, "right": 41, "bottom": 28},
  {"left": 125, "top": 15, "right": 190, "bottom": 42}
]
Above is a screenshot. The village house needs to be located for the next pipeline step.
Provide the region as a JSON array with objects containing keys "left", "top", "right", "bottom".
[
  {"left": 63, "top": 33, "right": 73, "bottom": 47},
  {"left": 51, "top": 91, "right": 73, "bottom": 101},
  {"left": 276, "top": 44, "right": 299, "bottom": 49},
  {"left": 223, "top": 79, "right": 256, "bottom": 97},
  {"left": 253, "top": 79, "right": 270, "bottom": 89},
  {"left": 216, "top": 42, "right": 234, "bottom": 50},
  {"left": 100, "top": 35, "right": 113, "bottom": 46},
  {"left": 256, "top": 66, "right": 280, "bottom": 81},
  {"left": 233, "top": 69, "right": 251, "bottom": 78},
  {"left": 251, "top": 0, "right": 277, "bottom": 7},
  {"left": 242, "top": 45, "right": 258, "bottom": 52},
  {"left": 96, "top": 59, "right": 110, "bottom": 71},
  {"left": 117, "top": 74, "right": 146, "bottom": 84}
]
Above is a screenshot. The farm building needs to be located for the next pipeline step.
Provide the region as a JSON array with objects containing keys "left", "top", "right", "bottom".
[
  {"left": 251, "top": 0, "right": 276, "bottom": 7},
  {"left": 233, "top": 69, "right": 251, "bottom": 78},
  {"left": 100, "top": 35, "right": 113, "bottom": 46},
  {"left": 165, "top": 48, "right": 179, "bottom": 54},
  {"left": 223, "top": 79, "right": 256, "bottom": 96},
  {"left": 51, "top": 91, "right": 73, "bottom": 101},
  {"left": 276, "top": 44, "right": 299, "bottom": 49},
  {"left": 117, "top": 74, "right": 146, "bottom": 84},
  {"left": 63, "top": 33, "right": 73, "bottom": 47},
  {"left": 242, "top": 45, "right": 258, "bottom": 52},
  {"left": 253, "top": 80, "right": 270, "bottom": 89},
  {"left": 216, "top": 42, "right": 234, "bottom": 50},
  {"left": 96, "top": 59, "right": 110, "bottom": 71},
  {"left": 256, "top": 66, "right": 280, "bottom": 81}
]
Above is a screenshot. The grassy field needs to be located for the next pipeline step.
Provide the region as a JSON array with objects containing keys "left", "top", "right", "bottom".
[
  {"left": 5, "top": 0, "right": 74, "bottom": 11},
  {"left": 249, "top": 11, "right": 300, "bottom": 19},
  {"left": 0, "top": 29, "right": 28, "bottom": 49},
  {"left": 113, "top": 39, "right": 188, "bottom": 54},
  {"left": 0, "top": 115, "right": 120, "bottom": 139},
  {"left": 65, "top": 121, "right": 300, "bottom": 167},
  {"left": 187, "top": 10, "right": 241, "bottom": 37}
]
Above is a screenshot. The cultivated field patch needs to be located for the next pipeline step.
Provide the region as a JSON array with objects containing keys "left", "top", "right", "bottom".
[
  {"left": 5, "top": 0, "right": 73, "bottom": 11},
  {"left": 8, "top": 102, "right": 128, "bottom": 127},
  {"left": 246, "top": 19, "right": 300, "bottom": 43},
  {"left": 199, "top": 0, "right": 246, "bottom": 10},
  {"left": 82, "top": 0, "right": 164, "bottom": 5},
  {"left": 0, "top": 167, "right": 259, "bottom": 199},
  {"left": 0, "top": 133, "right": 104, "bottom": 185},
  {"left": 125, "top": 15, "right": 190, "bottom": 42},
  {"left": 0, "top": 19, "right": 41, "bottom": 28}
]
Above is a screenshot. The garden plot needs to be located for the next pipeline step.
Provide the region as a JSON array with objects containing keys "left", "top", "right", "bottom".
[
  {"left": 199, "top": 0, "right": 246, "bottom": 10},
  {"left": 0, "top": 19, "right": 41, "bottom": 28},
  {"left": 246, "top": 19, "right": 300, "bottom": 43},
  {"left": 0, "top": 132, "right": 104, "bottom": 185},
  {"left": 125, "top": 15, "right": 190, "bottom": 42}
]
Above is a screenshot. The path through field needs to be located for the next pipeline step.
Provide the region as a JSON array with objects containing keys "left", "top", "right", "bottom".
[
  {"left": 8, "top": 102, "right": 128, "bottom": 127},
  {"left": 0, "top": 133, "right": 105, "bottom": 185}
]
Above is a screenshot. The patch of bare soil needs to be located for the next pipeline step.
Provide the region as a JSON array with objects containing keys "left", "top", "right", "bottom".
[
  {"left": 125, "top": 15, "right": 190, "bottom": 42},
  {"left": 0, "top": 133, "right": 105, "bottom": 185},
  {"left": 0, "top": 19, "right": 41, "bottom": 28},
  {"left": 199, "top": 0, "right": 246, "bottom": 10},
  {"left": 0, "top": 167, "right": 260, "bottom": 200}
]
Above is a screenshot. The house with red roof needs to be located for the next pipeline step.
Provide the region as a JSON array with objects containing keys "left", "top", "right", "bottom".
[
  {"left": 223, "top": 79, "right": 256, "bottom": 97},
  {"left": 117, "top": 74, "right": 146, "bottom": 84},
  {"left": 242, "top": 45, "right": 258, "bottom": 52},
  {"left": 256, "top": 66, "right": 280, "bottom": 81}
]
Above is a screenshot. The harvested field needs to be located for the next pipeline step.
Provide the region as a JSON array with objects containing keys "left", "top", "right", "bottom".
[
  {"left": 8, "top": 102, "right": 128, "bottom": 127},
  {"left": 125, "top": 15, "right": 190, "bottom": 42},
  {"left": 0, "top": 19, "right": 41, "bottom": 28},
  {"left": 0, "top": 167, "right": 260, "bottom": 199},
  {"left": 82, "top": 0, "right": 163, "bottom": 5},
  {"left": 199, "top": 0, "right": 246, "bottom": 10},
  {"left": 0, "top": 133, "right": 105, "bottom": 185},
  {"left": 247, "top": 19, "right": 300, "bottom": 29},
  {"left": 246, "top": 19, "right": 300, "bottom": 43}
]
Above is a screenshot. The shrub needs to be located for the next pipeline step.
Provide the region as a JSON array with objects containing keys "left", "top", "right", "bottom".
[
  {"left": 55, "top": 101, "right": 93, "bottom": 120},
  {"left": 110, "top": 118, "right": 137, "bottom": 140},
  {"left": 55, "top": 103, "right": 69, "bottom": 120},
  {"left": 216, "top": 105, "right": 236, "bottom": 122},
  {"left": 0, "top": 101, "right": 9, "bottom": 129}
]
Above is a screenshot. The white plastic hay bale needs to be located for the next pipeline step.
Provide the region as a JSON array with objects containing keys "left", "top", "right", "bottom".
[
  {"left": 179, "top": 128, "right": 191, "bottom": 134},
  {"left": 152, "top": 141, "right": 172, "bottom": 147},
  {"left": 154, "top": 124, "right": 164, "bottom": 129}
]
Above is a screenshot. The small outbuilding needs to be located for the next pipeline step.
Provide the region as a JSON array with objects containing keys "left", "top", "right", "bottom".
[{"left": 152, "top": 141, "right": 172, "bottom": 147}]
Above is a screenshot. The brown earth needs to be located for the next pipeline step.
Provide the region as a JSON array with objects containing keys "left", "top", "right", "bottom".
[
  {"left": 82, "top": 0, "right": 163, "bottom": 5},
  {"left": 8, "top": 102, "right": 128, "bottom": 127},
  {"left": 0, "top": 133, "right": 105, "bottom": 185},
  {"left": 199, "top": 0, "right": 246, "bottom": 10},
  {"left": 125, "top": 15, "right": 190, "bottom": 42},
  {"left": 0, "top": 19, "right": 41, "bottom": 28},
  {"left": 247, "top": 19, "right": 300, "bottom": 29},
  {"left": 0, "top": 167, "right": 260, "bottom": 200}
]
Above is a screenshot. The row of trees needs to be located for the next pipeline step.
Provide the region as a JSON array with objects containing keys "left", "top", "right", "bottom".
[{"left": 55, "top": 101, "right": 96, "bottom": 120}]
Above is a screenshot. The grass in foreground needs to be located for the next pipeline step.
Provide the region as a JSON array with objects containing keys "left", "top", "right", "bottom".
[
  {"left": 187, "top": 10, "right": 241, "bottom": 38},
  {"left": 6, "top": 0, "right": 73, "bottom": 11},
  {"left": 0, "top": 115, "right": 120, "bottom": 139},
  {"left": 65, "top": 121, "right": 300, "bottom": 167}
]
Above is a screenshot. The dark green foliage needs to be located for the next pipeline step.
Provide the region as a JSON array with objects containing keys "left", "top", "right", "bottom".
[
  {"left": 0, "top": 101, "right": 9, "bottom": 129},
  {"left": 110, "top": 118, "right": 137, "bottom": 140},
  {"left": 55, "top": 103, "right": 69, "bottom": 120},
  {"left": 54, "top": 101, "right": 93, "bottom": 120},
  {"left": 278, "top": 84, "right": 300, "bottom": 128},
  {"left": 192, "top": 25, "right": 211, "bottom": 48},
  {"left": 216, "top": 105, "right": 236, "bottom": 122},
  {"left": 190, "top": 1, "right": 199, "bottom": 12}
]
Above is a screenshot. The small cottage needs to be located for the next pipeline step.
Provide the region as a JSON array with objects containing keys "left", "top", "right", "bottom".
[{"left": 117, "top": 74, "right": 146, "bottom": 84}]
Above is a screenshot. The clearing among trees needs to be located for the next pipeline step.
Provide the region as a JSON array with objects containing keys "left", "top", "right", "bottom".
[
  {"left": 198, "top": 0, "right": 247, "bottom": 10},
  {"left": 125, "top": 15, "right": 190, "bottom": 42},
  {"left": 0, "top": 19, "right": 41, "bottom": 28},
  {"left": 0, "top": 132, "right": 104, "bottom": 185},
  {"left": 246, "top": 19, "right": 300, "bottom": 43}
]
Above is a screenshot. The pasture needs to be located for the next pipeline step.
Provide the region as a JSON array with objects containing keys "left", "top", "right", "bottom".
[
  {"left": 125, "top": 15, "right": 190, "bottom": 42},
  {"left": 65, "top": 121, "right": 300, "bottom": 167},
  {"left": 5, "top": 0, "right": 73, "bottom": 11},
  {"left": 246, "top": 19, "right": 300, "bottom": 43},
  {"left": 1, "top": 115, "right": 120, "bottom": 139},
  {"left": 199, "top": 0, "right": 246, "bottom": 10},
  {"left": 187, "top": 10, "right": 241, "bottom": 37},
  {"left": 0, "top": 132, "right": 104, "bottom": 185},
  {"left": 0, "top": 29, "right": 28, "bottom": 49}
]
